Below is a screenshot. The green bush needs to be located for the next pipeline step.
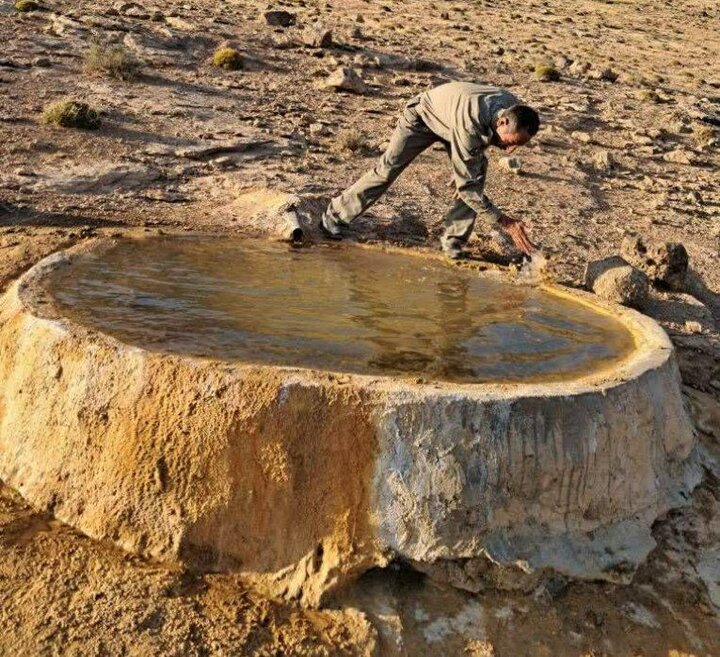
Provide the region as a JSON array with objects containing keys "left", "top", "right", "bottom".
[
  {"left": 41, "top": 100, "right": 101, "bottom": 129},
  {"left": 84, "top": 42, "right": 141, "bottom": 81},
  {"left": 212, "top": 47, "right": 244, "bottom": 71},
  {"left": 15, "top": 0, "right": 40, "bottom": 11},
  {"left": 534, "top": 62, "right": 560, "bottom": 82}
]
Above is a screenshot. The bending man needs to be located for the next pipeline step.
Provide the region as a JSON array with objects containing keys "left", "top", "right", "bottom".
[{"left": 320, "top": 81, "right": 540, "bottom": 258}]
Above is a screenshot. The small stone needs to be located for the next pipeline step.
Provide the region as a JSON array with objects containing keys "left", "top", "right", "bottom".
[
  {"left": 498, "top": 156, "right": 522, "bottom": 174},
  {"left": 262, "top": 10, "right": 295, "bottom": 27},
  {"left": 685, "top": 321, "right": 702, "bottom": 334},
  {"left": 323, "top": 67, "right": 367, "bottom": 94},
  {"left": 592, "top": 150, "right": 615, "bottom": 172},
  {"left": 301, "top": 24, "right": 332, "bottom": 48},
  {"left": 568, "top": 60, "right": 589, "bottom": 76},
  {"left": 588, "top": 67, "right": 618, "bottom": 82},
  {"left": 571, "top": 130, "right": 593, "bottom": 143},
  {"left": 663, "top": 149, "right": 695, "bottom": 165},
  {"left": 32, "top": 56, "right": 51, "bottom": 67},
  {"left": 309, "top": 122, "right": 330, "bottom": 137}
]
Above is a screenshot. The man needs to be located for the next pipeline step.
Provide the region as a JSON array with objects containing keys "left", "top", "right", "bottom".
[{"left": 320, "top": 81, "right": 540, "bottom": 258}]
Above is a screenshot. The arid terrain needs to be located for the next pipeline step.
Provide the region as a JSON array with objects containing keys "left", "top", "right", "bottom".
[{"left": 0, "top": 0, "right": 719, "bottom": 655}]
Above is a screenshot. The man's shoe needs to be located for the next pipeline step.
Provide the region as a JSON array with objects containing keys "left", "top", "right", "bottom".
[
  {"left": 442, "top": 238, "right": 468, "bottom": 260},
  {"left": 319, "top": 213, "right": 343, "bottom": 241}
]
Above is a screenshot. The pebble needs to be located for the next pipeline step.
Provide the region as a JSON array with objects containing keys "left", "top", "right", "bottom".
[{"left": 323, "top": 67, "right": 368, "bottom": 94}]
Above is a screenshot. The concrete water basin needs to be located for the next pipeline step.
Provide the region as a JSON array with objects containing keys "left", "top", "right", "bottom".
[{"left": 0, "top": 235, "right": 700, "bottom": 606}]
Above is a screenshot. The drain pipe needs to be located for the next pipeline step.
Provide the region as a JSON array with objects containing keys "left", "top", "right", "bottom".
[{"left": 280, "top": 210, "right": 304, "bottom": 244}]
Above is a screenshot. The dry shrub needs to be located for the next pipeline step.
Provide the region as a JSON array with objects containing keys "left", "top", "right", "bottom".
[
  {"left": 335, "top": 128, "right": 370, "bottom": 155},
  {"left": 84, "top": 42, "right": 141, "bottom": 81},
  {"left": 212, "top": 47, "right": 244, "bottom": 71},
  {"left": 534, "top": 62, "right": 560, "bottom": 82},
  {"left": 41, "top": 100, "right": 101, "bottom": 129},
  {"left": 15, "top": 0, "right": 41, "bottom": 12}
]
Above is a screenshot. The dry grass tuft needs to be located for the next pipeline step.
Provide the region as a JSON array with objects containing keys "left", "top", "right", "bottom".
[
  {"left": 84, "top": 42, "right": 141, "bottom": 81},
  {"left": 534, "top": 62, "right": 560, "bottom": 82},
  {"left": 15, "top": 0, "right": 40, "bottom": 11},
  {"left": 41, "top": 100, "right": 101, "bottom": 129},
  {"left": 212, "top": 47, "right": 244, "bottom": 71},
  {"left": 335, "top": 128, "right": 371, "bottom": 155}
]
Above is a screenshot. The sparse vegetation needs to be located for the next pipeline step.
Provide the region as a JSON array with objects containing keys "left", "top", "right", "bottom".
[
  {"left": 693, "top": 123, "right": 716, "bottom": 146},
  {"left": 335, "top": 128, "right": 370, "bottom": 155},
  {"left": 637, "top": 88, "right": 662, "bottom": 103},
  {"left": 84, "top": 42, "right": 141, "bottom": 81},
  {"left": 41, "top": 100, "right": 101, "bottom": 129},
  {"left": 15, "top": 0, "right": 40, "bottom": 11},
  {"left": 212, "top": 47, "right": 244, "bottom": 71},
  {"left": 534, "top": 62, "right": 561, "bottom": 82}
]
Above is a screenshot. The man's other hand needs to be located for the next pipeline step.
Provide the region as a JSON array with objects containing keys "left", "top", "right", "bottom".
[{"left": 498, "top": 215, "right": 536, "bottom": 255}]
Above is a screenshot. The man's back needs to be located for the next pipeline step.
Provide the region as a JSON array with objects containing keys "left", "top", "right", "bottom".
[{"left": 415, "top": 82, "right": 519, "bottom": 144}]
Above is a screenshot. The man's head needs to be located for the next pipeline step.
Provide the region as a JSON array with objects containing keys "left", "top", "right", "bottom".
[{"left": 493, "top": 105, "right": 540, "bottom": 152}]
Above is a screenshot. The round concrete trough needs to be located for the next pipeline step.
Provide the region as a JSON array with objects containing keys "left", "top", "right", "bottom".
[{"left": 0, "top": 238, "right": 700, "bottom": 606}]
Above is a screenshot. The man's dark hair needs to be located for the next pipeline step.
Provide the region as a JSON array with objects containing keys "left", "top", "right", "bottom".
[{"left": 506, "top": 104, "right": 540, "bottom": 136}]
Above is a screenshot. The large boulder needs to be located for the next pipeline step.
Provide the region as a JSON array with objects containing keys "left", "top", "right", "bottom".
[
  {"left": 584, "top": 255, "right": 649, "bottom": 309},
  {"left": 621, "top": 235, "right": 689, "bottom": 288}
]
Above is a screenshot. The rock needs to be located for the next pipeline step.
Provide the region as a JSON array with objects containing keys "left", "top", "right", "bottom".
[
  {"left": 309, "top": 122, "right": 330, "bottom": 137},
  {"left": 553, "top": 55, "right": 571, "bottom": 70},
  {"left": 588, "top": 67, "right": 618, "bottom": 82},
  {"left": 584, "top": 256, "right": 649, "bottom": 308},
  {"left": 620, "top": 235, "right": 689, "bottom": 288},
  {"left": 498, "top": 156, "right": 522, "bottom": 174},
  {"left": 31, "top": 56, "right": 51, "bottom": 67},
  {"left": 571, "top": 130, "right": 593, "bottom": 143},
  {"left": 31, "top": 162, "right": 160, "bottom": 194},
  {"left": 324, "top": 67, "right": 368, "bottom": 94},
  {"left": 164, "top": 16, "right": 195, "bottom": 31},
  {"left": 301, "top": 24, "right": 332, "bottom": 48},
  {"left": 592, "top": 150, "right": 616, "bottom": 172},
  {"left": 663, "top": 149, "right": 696, "bottom": 165},
  {"left": 568, "top": 60, "right": 590, "bottom": 76},
  {"left": 262, "top": 9, "right": 295, "bottom": 27},
  {"left": 593, "top": 266, "right": 649, "bottom": 308}
]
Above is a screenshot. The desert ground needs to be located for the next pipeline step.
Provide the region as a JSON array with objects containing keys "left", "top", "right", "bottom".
[{"left": 0, "top": 0, "right": 719, "bottom": 654}]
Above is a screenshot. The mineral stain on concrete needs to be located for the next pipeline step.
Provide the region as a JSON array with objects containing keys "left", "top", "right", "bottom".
[{"left": 46, "top": 235, "right": 635, "bottom": 384}]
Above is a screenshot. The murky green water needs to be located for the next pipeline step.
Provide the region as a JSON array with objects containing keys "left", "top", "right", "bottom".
[{"left": 47, "top": 236, "right": 635, "bottom": 384}]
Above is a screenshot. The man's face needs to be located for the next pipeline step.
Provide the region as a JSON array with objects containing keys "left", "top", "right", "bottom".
[{"left": 494, "top": 117, "right": 532, "bottom": 153}]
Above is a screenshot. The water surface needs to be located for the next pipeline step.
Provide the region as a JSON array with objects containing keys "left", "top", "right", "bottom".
[{"left": 47, "top": 237, "right": 636, "bottom": 384}]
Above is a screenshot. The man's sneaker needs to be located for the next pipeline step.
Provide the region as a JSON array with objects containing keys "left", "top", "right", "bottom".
[
  {"left": 319, "top": 213, "right": 343, "bottom": 241},
  {"left": 442, "top": 238, "right": 468, "bottom": 260}
]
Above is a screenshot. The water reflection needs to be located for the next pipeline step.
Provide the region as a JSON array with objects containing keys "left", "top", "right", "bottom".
[{"left": 48, "top": 237, "right": 636, "bottom": 384}]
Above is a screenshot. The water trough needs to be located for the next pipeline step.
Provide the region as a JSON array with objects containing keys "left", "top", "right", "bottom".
[{"left": 0, "top": 235, "right": 700, "bottom": 606}]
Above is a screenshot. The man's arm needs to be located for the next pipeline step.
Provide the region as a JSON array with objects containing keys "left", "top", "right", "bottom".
[
  {"left": 449, "top": 126, "right": 503, "bottom": 221},
  {"left": 449, "top": 125, "right": 536, "bottom": 255}
]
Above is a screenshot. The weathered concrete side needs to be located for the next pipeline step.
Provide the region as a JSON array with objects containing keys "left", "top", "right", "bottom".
[{"left": 0, "top": 244, "right": 700, "bottom": 606}]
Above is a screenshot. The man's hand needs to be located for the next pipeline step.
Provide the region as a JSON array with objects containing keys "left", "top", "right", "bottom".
[{"left": 498, "top": 215, "right": 536, "bottom": 255}]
